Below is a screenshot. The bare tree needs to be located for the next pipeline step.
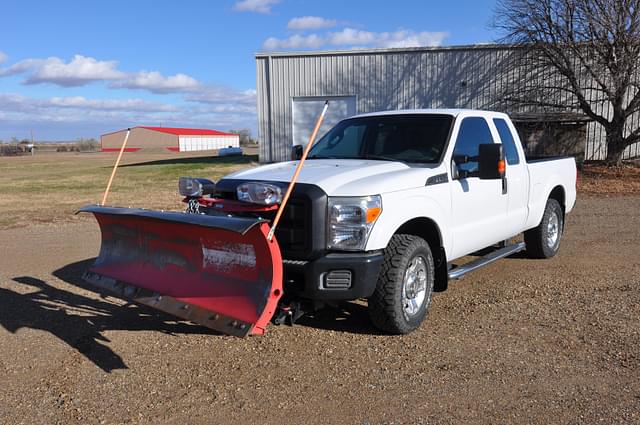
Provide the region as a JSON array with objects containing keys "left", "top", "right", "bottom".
[
  {"left": 494, "top": 0, "right": 640, "bottom": 165},
  {"left": 228, "top": 129, "right": 257, "bottom": 147}
]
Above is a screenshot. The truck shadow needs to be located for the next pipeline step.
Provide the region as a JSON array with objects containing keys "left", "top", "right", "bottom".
[
  {"left": 295, "top": 303, "right": 382, "bottom": 335},
  {"left": 0, "top": 260, "right": 217, "bottom": 373}
]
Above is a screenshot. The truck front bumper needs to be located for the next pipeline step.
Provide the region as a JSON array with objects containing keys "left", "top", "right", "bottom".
[{"left": 283, "top": 251, "right": 384, "bottom": 301}]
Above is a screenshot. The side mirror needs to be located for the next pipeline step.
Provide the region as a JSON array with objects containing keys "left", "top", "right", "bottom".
[
  {"left": 291, "top": 145, "right": 303, "bottom": 160},
  {"left": 478, "top": 144, "right": 505, "bottom": 180}
]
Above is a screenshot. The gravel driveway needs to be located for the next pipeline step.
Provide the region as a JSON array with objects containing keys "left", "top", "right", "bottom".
[{"left": 0, "top": 195, "right": 638, "bottom": 424}]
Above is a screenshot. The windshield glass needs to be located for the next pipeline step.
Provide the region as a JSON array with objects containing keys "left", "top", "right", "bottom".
[{"left": 308, "top": 114, "right": 453, "bottom": 163}]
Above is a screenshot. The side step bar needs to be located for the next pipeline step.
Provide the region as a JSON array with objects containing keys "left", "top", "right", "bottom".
[{"left": 447, "top": 242, "right": 526, "bottom": 280}]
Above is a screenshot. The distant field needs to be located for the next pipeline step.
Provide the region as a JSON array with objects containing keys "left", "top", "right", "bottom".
[{"left": 0, "top": 149, "right": 258, "bottom": 229}]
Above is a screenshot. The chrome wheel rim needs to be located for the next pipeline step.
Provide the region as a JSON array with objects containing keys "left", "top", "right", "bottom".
[
  {"left": 402, "top": 256, "right": 427, "bottom": 318},
  {"left": 547, "top": 212, "right": 560, "bottom": 248}
]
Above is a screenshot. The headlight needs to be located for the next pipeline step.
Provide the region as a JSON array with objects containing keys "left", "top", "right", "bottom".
[
  {"left": 179, "top": 177, "right": 215, "bottom": 197},
  {"left": 328, "top": 195, "right": 382, "bottom": 250},
  {"left": 237, "top": 182, "right": 283, "bottom": 205}
]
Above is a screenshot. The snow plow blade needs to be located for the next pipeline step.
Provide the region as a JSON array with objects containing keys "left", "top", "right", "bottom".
[{"left": 78, "top": 205, "right": 283, "bottom": 337}]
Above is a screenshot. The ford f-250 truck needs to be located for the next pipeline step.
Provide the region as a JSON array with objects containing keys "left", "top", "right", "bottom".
[
  {"left": 81, "top": 109, "right": 576, "bottom": 336},
  {"left": 199, "top": 109, "right": 576, "bottom": 332}
]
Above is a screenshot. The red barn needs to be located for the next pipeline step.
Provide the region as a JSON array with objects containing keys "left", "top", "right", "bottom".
[{"left": 101, "top": 126, "right": 240, "bottom": 152}]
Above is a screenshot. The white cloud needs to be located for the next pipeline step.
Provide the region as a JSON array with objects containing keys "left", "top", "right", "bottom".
[
  {"left": 0, "top": 92, "right": 258, "bottom": 140},
  {"left": 112, "top": 71, "right": 200, "bottom": 94},
  {"left": 234, "top": 0, "right": 279, "bottom": 13},
  {"left": 263, "top": 34, "right": 326, "bottom": 50},
  {"left": 0, "top": 54, "right": 203, "bottom": 94},
  {"left": 0, "top": 51, "right": 7, "bottom": 64},
  {"left": 287, "top": 16, "right": 337, "bottom": 31},
  {"left": 328, "top": 28, "right": 375, "bottom": 46},
  {"left": 262, "top": 27, "right": 449, "bottom": 51},
  {"left": 48, "top": 96, "right": 178, "bottom": 112},
  {"left": 25, "top": 55, "right": 123, "bottom": 86},
  {"left": 0, "top": 55, "right": 123, "bottom": 86},
  {"left": 0, "top": 93, "right": 176, "bottom": 113},
  {"left": 185, "top": 85, "right": 256, "bottom": 107}
]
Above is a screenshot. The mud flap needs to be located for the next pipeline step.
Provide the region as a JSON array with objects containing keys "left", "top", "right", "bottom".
[{"left": 78, "top": 205, "right": 283, "bottom": 337}]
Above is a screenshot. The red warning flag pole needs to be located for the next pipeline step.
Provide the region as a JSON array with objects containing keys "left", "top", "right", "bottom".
[
  {"left": 101, "top": 128, "right": 131, "bottom": 206},
  {"left": 267, "top": 101, "right": 328, "bottom": 241}
]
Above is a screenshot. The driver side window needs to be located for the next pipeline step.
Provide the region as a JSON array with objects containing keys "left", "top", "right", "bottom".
[{"left": 453, "top": 117, "right": 494, "bottom": 173}]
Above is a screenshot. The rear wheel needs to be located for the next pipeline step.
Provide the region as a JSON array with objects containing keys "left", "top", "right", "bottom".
[
  {"left": 367, "top": 234, "right": 434, "bottom": 334},
  {"left": 524, "top": 198, "right": 564, "bottom": 258}
]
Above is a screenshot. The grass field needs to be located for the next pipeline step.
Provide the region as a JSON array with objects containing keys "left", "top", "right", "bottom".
[{"left": 0, "top": 150, "right": 259, "bottom": 228}]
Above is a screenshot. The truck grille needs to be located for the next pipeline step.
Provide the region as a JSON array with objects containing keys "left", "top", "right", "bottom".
[
  {"left": 212, "top": 180, "right": 327, "bottom": 260},
  {"left": 274, "top": 196, "right": 310, "bottom": 256}
]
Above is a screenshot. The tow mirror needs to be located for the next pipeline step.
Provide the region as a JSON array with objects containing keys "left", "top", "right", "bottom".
[
  {"left": 478, "top": 144, "right": 505, "bottom": 180},
  {"left": 291, "top": 145, "right": 303, "bottom": 160}
]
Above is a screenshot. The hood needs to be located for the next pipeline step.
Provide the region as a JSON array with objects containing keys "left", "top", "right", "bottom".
[{"left": 224, "top": 159, "right": 442, "bottom": 196}]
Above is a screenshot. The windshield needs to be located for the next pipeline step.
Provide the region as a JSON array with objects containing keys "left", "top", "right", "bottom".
[{"left": 308, "top": 114, "right": 453, "bottom": 163}]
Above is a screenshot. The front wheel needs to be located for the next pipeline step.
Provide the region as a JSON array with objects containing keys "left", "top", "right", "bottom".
[
  {"left": 524, "top": 198, "right": 564, "bottom": 259},
  {"left": 367, "top": 234, "right": 435, "bottom": 334}
]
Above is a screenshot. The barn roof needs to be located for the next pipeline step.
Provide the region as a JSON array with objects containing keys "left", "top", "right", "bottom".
[
  {"left": 140, "top": 126, "right": 236, "bottom": 136},
  {"left": 101, "top": 126, "right": 236, "bottom": 137}
]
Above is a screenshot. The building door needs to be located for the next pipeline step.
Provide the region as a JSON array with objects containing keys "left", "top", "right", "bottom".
[{"left": 292, "top": 96, "right": 357, "bottom": 146}]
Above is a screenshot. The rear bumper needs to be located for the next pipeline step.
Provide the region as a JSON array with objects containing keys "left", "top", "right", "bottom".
[{"left": 283, "top": 251, "right": 384, "bottom": 301}]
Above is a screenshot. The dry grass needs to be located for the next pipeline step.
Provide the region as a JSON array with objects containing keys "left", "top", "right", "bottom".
[
  {"left": 579, "top": 161, "right": 640, "bottom": 195},
  {"left": 0, "top": 150, "right": 258, "bottom": 229}
]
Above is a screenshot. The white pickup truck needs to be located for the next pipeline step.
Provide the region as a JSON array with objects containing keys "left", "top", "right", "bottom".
[{"left": 206, "top": 109, "right": 577, "bottom": 333}]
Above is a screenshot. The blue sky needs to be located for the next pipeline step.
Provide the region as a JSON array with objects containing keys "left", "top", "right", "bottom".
[{"left": 0, "top": 0, "right": 498, "bottom": 141}]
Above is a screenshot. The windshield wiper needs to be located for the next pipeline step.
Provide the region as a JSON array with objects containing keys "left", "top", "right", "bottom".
[
  {"left": 308, "top": 155, "right": 344, "bottom": 159},
  {"left": 363, "top": 154, "right": 404, "bottom": 162}
]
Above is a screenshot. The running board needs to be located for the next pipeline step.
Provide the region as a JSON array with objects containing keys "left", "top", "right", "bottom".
[{"left": 447, "top": 242, "right": 526, "bottom": 280}]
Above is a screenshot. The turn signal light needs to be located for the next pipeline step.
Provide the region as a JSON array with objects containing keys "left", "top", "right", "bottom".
[
  {"left": 497, "top": 159, "right": 506, "bottom": 175},
  {"left": 366, "top": 207, "right": 382, "bottom": 223}
]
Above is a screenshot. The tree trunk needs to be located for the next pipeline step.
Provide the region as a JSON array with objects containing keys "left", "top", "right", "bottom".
[{"left": 604, "top": 126, "right": 627, "bottom": 166}]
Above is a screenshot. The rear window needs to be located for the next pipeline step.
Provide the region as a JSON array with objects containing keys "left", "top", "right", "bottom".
[{"left": 493, "top": 118, "right": 520, "bottom": 165}]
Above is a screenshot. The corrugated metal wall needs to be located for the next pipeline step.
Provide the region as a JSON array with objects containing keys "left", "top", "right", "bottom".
[{"left": 256, "top": 45, "right": 639, "bottom": 163}]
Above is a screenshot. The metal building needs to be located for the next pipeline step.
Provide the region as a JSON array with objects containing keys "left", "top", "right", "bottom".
[
  {"left": 101, "top": 126, "right": 240, "bottom": 152},
  {"left": 256, "top": 44, "right": 639, "bottom": 162}
]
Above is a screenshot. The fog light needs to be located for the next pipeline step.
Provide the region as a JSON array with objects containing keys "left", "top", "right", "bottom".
[{"left": 179, "top": 177, "right": 215, "bottom": 197}]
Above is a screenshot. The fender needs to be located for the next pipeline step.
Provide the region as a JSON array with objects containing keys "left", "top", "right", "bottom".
[
  {"left": 525, "top": 163, "right": 576, "bottom": 230},
  {"left": 366, "top": 184, "right": 451, "bottom": 257}
]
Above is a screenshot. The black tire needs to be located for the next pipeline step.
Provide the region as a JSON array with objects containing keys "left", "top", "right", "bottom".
[
  {"left": 367, "top": 234, "right": 435, "bottom": 334},
  {"left": 524, "top": 198, "right": 564, "bottom": 259}
]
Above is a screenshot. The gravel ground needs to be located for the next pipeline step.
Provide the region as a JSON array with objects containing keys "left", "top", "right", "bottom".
[{"left": 0, "top": 195, "right": 638, "bottom": 424}]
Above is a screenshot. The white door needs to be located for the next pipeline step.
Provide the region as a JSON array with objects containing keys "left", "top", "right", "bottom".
[
  {"left": 292, "top": 96, "right": 357, "bottom": 146},
  {"left": 449, "top": 116, "right": 509, "bottom": 259}
]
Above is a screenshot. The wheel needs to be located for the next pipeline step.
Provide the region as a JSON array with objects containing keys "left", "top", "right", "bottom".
[
  {"left": 367, "top": 234, "right": 435, "bottom": 334},
  {"left": 524, "top": 198, "right": 564, "bottom": 259}
]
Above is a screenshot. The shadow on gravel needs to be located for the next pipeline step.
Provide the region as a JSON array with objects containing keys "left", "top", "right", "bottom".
[
  {"left": 295, "top": 302, "right": 382, "bottom": 335},
  {"left": 0, "top": 260, "right": 217, "bottom": 373}
]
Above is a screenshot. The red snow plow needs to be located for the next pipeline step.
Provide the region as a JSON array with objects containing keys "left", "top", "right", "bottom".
[
  {"left": 79, "top": 205, "right": 282, "bottom": 336},
  {"left": 80, "top": 103, "right": 329, "bottom": 336}
]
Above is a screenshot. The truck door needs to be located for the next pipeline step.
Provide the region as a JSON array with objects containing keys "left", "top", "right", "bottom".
[
  {"left": 492, "top": 118, "right": 529, "bottom": 236},
  {"left": 449, "top": 116, "right": 509, "bottom": 259}
]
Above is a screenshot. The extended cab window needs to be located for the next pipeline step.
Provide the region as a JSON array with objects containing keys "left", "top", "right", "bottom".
[
  {"left": 493, "top": 118, "right": 520, "bottom": 165},
  {"left": 453, "top": 117, "right": 494, "bottom": 173}
]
